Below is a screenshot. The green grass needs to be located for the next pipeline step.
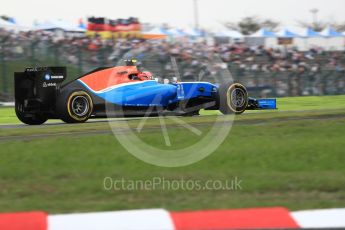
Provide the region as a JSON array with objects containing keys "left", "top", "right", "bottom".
[
  {"left": 0, "top": 107, "right": 16, "bottom": 124},
  {"left": 278, "top": 95, "right": 345, "bottom": 111},
  {"left": 0, "top": 95, "right": 345, "bottom": 213},
  {"left": 0, "top": 113, "right": 344, "bottom": 213}
]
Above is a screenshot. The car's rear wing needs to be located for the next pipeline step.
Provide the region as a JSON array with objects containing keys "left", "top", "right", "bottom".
[{"left": 14, "top": 67, "right": 66, "bottom": 113}]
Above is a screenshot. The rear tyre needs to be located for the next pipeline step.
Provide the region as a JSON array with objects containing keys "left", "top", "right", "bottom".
[
  {"left": 219, "top": 82, "right": 248, "bottom": 115},
  {"left": 15, "top": 102, "right": 47, "bottom": 125},
  {"left": 56, "top": 90, "right": 93, "bottom": 123}
]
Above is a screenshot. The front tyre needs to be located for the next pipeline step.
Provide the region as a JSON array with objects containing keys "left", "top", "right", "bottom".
[
  {"left": 56, "top": 90, "right": 93, "bottom": 123},
  {"left": 219, "top": 82, "right": 248, "bottom": 115},
  {"left": 15, "top": 102, "right": 47, "bottom": 125}
]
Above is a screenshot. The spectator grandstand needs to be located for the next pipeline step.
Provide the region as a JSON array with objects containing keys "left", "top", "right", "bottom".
[{"left": 0, "top": 28, "right": 344, "bottom": 101}]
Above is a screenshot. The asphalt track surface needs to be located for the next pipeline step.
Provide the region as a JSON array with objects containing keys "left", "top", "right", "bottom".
[
  {"left": 0, "top": 117, "right": 137, "bottom": 129},
  {"left": 1, "top": 112, "right": 345, "bottom": 142},
  {"left": 0, "top": 109, "right": 342, "bottom": 129}
]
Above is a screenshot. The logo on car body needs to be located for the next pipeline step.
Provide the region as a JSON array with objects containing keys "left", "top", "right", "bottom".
[
  {"left": 51, "top": 75, "right": 64, "bottom": 79},
  {"left": 43, "top": 82, "right": 57, "bottom": 88},
  {"left": 44, "top": 74, "right": 63, "bottom": 81}
]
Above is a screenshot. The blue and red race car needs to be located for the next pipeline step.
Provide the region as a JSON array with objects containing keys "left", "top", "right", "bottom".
[{"left": 14, "top": 60, "right": 276, "bottom": 125}]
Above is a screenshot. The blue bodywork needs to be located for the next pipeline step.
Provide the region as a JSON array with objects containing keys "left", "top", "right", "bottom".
[
  {"left": 79, "top": 80, "right": 217, "bottom": 107},
  {"left": 257, "top": 99, "right": 277, "bottom": 109}
]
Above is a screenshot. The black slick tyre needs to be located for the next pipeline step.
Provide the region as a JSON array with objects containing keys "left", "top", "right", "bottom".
[
  {"left": 56, "top": 90, "right": 93, "bottom": 123},
  {"left": 219, "top": 82, "right": 248, "bottom": 115}
]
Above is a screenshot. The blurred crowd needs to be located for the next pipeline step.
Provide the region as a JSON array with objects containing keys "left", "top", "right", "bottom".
[{"left": 1, "top": 29, "right": 345, "bottom": 97}]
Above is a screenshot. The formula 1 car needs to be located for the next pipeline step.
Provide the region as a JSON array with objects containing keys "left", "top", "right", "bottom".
[{"left": 14, "top": 60, "right": 276, "bottom": 125}]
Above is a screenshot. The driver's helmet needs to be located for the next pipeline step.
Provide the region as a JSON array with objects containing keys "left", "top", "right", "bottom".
[
  {"left": 125, "top": 59, "right": 137, "bottom": 66},
  {"left": 137, "top": 71, "right": 153, "bottom": 80}
]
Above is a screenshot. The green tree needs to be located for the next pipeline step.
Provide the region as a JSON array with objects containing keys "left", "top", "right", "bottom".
[
  {"left": 297, "top": 21, "right": 345, "bottom": 32},
  {"left": 297, "top": 20, "right": 327, "bottom": 32},
  {"left": 222, "top": 16, "right": 280, "bottom": 35},
  {"left": 330, "top": 22, "right": 345, "bottom": 32}
]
